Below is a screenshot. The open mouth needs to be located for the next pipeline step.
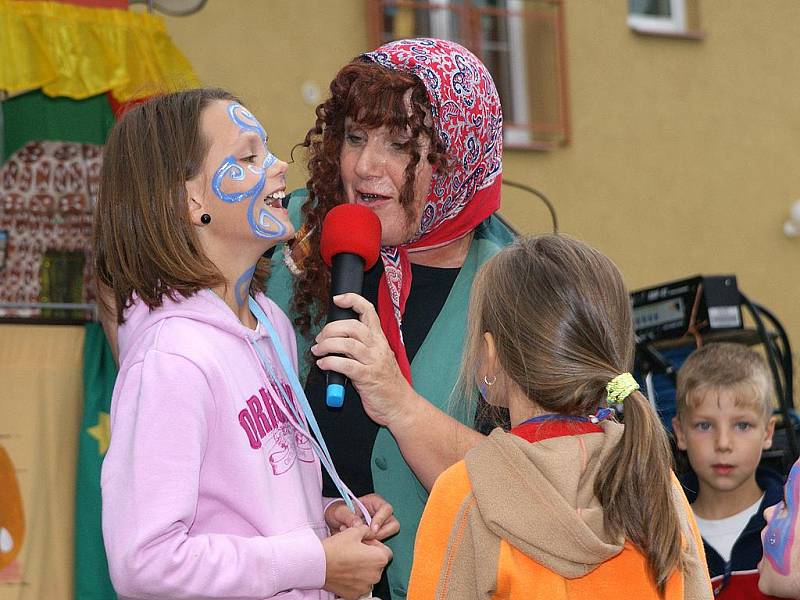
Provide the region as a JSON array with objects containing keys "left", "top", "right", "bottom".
[
  {"left": 264, "top": 190, "right": 286, "bottom": 209},
  {"left": 357, "top": 190, "right": 391, "bottom": 204}
]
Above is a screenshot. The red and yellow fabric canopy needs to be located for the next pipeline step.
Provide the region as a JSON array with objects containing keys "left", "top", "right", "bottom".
[{"left": 0, "top": 0, "right": 199, "bottom": 101}]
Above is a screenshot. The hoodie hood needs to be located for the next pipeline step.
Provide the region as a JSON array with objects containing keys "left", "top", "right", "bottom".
[
  {"left": 465, "top": 421, "right": 626, "bottom": 578},
  {"left": 412, "top": 422, "right": 713, "bottom": 599},
  {"left": 118, "top": 289, "right": 264, "bottom": 366}
]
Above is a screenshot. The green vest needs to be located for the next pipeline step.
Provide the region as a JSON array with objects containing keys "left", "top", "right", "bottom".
[{"left": 267, "top": 189, "right": 514, "bottom": 599}]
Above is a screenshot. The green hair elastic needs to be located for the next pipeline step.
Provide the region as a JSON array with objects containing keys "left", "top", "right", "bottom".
[{"left": 606, "top": 372, "right": 639, "bottom": 405}]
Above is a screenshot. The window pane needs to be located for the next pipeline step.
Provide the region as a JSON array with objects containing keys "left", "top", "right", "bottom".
[
  {"left": 522, "top": 4, "right": 563, "bottom": 141},
  {"left": 627, "top": 0, "right": 687, "bottom": 34},
  {"left": 629, "top": 0, "right": 672, "bottom": 17},
  {"left": 382, "top": 5, "right": 418, "bottom": 41},
  {"left": 480, "top": 12, "right": 516, "bottom": 122},
  {"left": 39, "top": 250, "right": 85, "bottom": 319},
  {"left": 381, "top": 1, "right": 463, "bottom": 42}
]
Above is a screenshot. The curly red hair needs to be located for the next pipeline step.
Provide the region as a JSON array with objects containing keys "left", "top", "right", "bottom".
[{"left": 290, "top": 60, "right": 448, "bottom": 336}]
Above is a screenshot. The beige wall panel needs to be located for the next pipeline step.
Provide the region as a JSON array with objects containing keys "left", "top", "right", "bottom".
[{"left": 0, "top": 325, "right": 84, "bottom": 599}]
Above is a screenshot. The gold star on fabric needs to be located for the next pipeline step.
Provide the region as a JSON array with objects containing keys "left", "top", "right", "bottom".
[{"left": 88, "top": 412, "right": 111, "bottom": 456}]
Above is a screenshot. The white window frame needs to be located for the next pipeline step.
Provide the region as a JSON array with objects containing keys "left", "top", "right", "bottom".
[
  {"left": 627, "top": 0, "right": 687, "bottom": 35},
  {"left": 429, "top": 0, "right": 452, "bottom": 40},
  {"left": 503, "top": 0, "right": 533, "bottom": 146}
]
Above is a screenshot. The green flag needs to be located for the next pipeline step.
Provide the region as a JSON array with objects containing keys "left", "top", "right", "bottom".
[{"left": 75, "top": 321, "right": 117, "bottom": 599}]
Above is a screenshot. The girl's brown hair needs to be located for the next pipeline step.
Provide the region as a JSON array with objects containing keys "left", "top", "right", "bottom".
[
  {"left": 460, "top": 235, "right": 682, "bottom": 594},
  {"left": 94, "top": 87, "right": 270, "bottom": 323},
  {"left": 290, "top": 60, "right": 447, "bottom": 335}
]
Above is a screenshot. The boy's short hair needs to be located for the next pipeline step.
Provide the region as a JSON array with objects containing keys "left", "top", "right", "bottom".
[{"left": 676, "top": 342, "right": 773, "bottom": 420}]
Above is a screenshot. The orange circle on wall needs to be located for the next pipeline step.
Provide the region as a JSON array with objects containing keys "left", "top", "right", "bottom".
[{"left": 0, "top": 444, "right": 25, "bottom": 571}]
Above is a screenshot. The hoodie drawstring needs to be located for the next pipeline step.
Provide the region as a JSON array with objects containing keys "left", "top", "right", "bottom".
[{"left": 247, "top": 297, "right": 369, "bottom": 523}]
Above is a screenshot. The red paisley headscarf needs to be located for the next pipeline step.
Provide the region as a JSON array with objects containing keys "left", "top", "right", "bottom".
[{"left": 362, "top": 38, "right": 503, "bottom": 382}]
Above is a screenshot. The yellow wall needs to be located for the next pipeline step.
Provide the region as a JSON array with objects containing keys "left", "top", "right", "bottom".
[{"left": 162, "top": 1, "right": 800, "bottom": 397}]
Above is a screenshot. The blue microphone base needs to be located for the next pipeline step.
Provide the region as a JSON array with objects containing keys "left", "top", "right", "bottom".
[{"left": 326, "top": 383, "right": 345, "bottom": 408}]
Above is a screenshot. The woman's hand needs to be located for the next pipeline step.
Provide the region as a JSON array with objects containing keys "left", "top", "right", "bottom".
[
  {"left": 361, "top": 493, "right": 400, "bottom": 540},
  {"left": 324, "top": 493, "right": 400, "bottom": 541},
  {"left": 324, "top": 500, "right": 363, "bottom": 533},
  {"left": 312, "top": 293, "right": 484, "bottom": 491},
  {"left": 311, "top": 293, "right": 419, "bottom": 428}
]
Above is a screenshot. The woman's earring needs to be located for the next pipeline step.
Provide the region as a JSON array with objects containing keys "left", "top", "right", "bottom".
[
  {"left": 200, "top": 213, "right": 212, "bottom": 225},
  {"left": 479, "top": 374, "right": 496, "bottom": 400}
]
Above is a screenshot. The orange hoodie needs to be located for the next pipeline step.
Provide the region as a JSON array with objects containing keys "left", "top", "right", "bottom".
[{"left": 407, "top": 419, "right": 713, "bottom": 599}]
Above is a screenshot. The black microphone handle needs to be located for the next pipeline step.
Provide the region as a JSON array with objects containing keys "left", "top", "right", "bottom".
[{"left": 326, "top": 253, "right": 365, "bottom": 392}]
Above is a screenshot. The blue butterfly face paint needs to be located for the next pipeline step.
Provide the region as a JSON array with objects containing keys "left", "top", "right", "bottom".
[
  {"left": 210, "top": 103, "right": 287, "bottom": 240},
  {"left": 763, "top": 461, "right": 799, "bottom": 576}
]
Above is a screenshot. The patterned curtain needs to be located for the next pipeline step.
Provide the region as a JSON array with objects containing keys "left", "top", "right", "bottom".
[{"left": 0, "top": 141, "right": 102, "bottom": 318}]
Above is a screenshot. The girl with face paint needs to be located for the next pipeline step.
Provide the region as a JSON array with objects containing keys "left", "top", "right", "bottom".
[
  {"left": 759, "top": 460, "right": 800, "bottom": 598},
  {"left": 94, "top": 88, "right": 396, "bottom": 600}
]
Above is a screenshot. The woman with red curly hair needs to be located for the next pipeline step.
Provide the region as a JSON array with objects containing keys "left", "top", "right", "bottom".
[{"left": 267, "top": 38, "right": 514, "bottom": 599}]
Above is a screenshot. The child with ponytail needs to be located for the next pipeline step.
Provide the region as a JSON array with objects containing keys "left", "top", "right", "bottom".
[{"left": 406, "top": 235, "right": 713, "bottom": 599}]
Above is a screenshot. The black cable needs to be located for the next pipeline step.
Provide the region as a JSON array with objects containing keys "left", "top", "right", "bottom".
[
  {"left": 739, "top": 292, "right": 799, "bottom": 462},
  {"left": 634, "top": 335, "right": 677, "bottom": 385},
  {"left": 754, "top": 302, "right": 795, "bottom": 416},
  {"left": 502, "top": 179, "right": 558, "bottom": 233}
]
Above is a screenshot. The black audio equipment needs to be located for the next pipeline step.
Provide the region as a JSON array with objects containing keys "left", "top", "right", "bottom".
[{"left": 631, "top": 275, "right": 742, "bottom": 343}]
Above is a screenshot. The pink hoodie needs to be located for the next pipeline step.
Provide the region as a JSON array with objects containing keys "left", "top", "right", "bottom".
[{"left": 102, "top": 289, "right": 334, "bottom": 599}]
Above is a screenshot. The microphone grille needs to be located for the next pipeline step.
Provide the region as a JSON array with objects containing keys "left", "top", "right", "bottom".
[{"left": 320, "top": 204, "right": 382, "bottom": 269}]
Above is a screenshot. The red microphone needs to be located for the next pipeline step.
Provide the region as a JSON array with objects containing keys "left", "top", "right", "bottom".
[{"left": 320, "top": 204, "right": 382, "bottom": 407}]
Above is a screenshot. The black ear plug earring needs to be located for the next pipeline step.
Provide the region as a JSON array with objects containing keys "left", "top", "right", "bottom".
[{"left": 200, "top": 213, "right": 211, "bottom": 224}]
